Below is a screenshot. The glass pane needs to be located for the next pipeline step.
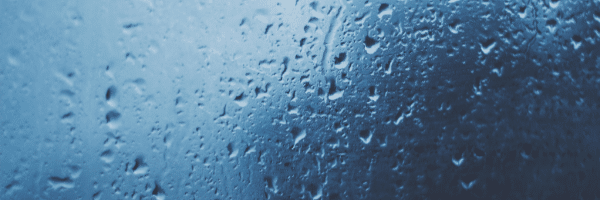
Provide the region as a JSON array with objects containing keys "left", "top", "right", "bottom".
[{"left": 1, "top": 0, "right": 599, "bottom": 199}]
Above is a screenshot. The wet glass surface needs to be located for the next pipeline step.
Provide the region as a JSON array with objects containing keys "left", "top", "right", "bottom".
[{"left": 1, "top": 0, "right": 600, "bottom": 199}]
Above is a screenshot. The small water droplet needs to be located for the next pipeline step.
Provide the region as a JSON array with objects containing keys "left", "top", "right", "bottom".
[
  {"left": 364, "top": 36, "right": 380, "bottom": 54},
  {"left": 290, "top": 127, "right": 306, "bottom": 146},
  {"left": 480, "top": 38, "right": 496, "bottom": 55},
  {"left": 377, "top": 3, "right": 392, "bottom": 19},
  {"left": 452, "top": 157, "right": 464, "bottom": 166},
  {"left": 359, "top": 129, "right": 373, "bottom": 144}
]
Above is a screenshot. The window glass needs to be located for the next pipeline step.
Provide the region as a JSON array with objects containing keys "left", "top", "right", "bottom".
[{"left": 1, "top": 0, "right": 599, "bottom": 199}]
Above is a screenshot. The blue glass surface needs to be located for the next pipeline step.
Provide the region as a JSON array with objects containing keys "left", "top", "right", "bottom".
[{"left": 1, "top": 0, "right": 599, "bottom": 199}]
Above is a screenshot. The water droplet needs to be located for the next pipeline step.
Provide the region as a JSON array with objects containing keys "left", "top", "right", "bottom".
[
  {"left": 227, "top": 143, "right": 239, "bottom": 158},
  {"left": 334, "top": 52, "right": 348, "bottom": 69},
  {"left": 549, "top": 0, "right": 559, "bottom": 8},
  {"left": 518, "top": 6, "right": 527, "bottom": 18},
  {"left": 460, "top": 179, "right": 476, "bottom": 190},
  {"left": 368, "top": 86, "right": 380, "bottom": 101},
  {"left": 243, "top": 145, "right": 256, "bottom": 156},
  {"left": 48, "top": 177, "right": 74, "bottom": 190},
  {"left": 546, "top": 19, "right": 557, "bottom": 34},
  {"left": 152, "top": 181, "right": 166, "bottom": 200},
  {"left": 105, "top": 110, "right": 121, "bottom": 123},
  {"left": 377, "top": 3, "right": 392, "bottom": 19},
  {"left": 364, "top": 36, "right": 380, "bottom": 54},
  {"left": 328, "top": 90, "right": 344, "bottom": 100},
  {"left": 290, "top": 127, "right": 306, "bottom": 146},
  {"left": 132, "top": 157, "right": 149, "bottom": 175},
  {"left": 100, "top": 150, "right": 114, "bottom": 163},
  {"left": 233, "top": 93, "right": 248, "bottom": 107},
  {"left": 571, "top": 35, "right": 583, "bottom": 50},
  {"left": 452, "top": 157, "right": 464, "bottom": 166},
  {"left": 105, "top": 86, "right": 117, "bottom": 101},
  {"left": 359, "top": 129, "right": 373, "bottom": 144},
  {"left": 480, "top": 38, "right": 496, "bottom": 55},
  {"left": 264, "top": 176, "right": 279, "bottom": 193}
]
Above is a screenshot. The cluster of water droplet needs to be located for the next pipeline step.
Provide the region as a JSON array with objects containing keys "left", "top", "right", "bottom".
[{"left": 2, "top": 0, "right": 600, "bottom": 199}]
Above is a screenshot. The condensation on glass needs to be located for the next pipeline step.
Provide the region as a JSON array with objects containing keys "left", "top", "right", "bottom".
[{"left": 1, "top": 0, "right": 600, "bottom": 199}]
